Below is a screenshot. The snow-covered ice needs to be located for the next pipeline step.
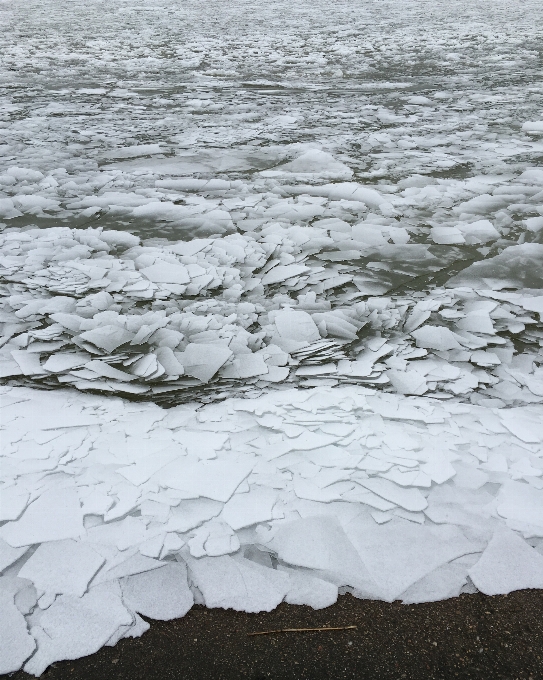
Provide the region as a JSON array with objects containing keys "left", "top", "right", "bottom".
[{"left": 1, "top": 0, "right": 543, "bottom": 673}]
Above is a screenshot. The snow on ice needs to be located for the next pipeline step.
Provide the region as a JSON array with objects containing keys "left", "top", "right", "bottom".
[{"left": 2, "top": 0, "right": 543, "bottom": 673}]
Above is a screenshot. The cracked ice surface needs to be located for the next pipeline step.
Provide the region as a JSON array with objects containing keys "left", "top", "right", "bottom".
[{"left": 2, "top": 0, "right": 543, "bottom": 673}]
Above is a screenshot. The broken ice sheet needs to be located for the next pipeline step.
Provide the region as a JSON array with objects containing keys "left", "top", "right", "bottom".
[
  {"left": 121, "top": 562, "right": 193, "bottom": 620},
  {"left": 0, "top": 488, "right": 84, "bottom": 547},
  {"left": 23, "top": 589, "right": 134, "bottom": 676},
  {"left": 18, "top": 539, "right": 105, "bottom": 598},
  {"left": 468, "top": 527, "right": 543, "bottom": 595},
  {"left": 0, "top": 591, "right": 36, "bottom": 674}
]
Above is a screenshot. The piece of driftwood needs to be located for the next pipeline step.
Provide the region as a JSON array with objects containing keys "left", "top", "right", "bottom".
[{"left": 247, "top": 625, "right": 358, "bottom": 636}]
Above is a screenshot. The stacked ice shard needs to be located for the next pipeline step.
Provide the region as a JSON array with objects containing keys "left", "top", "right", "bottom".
[{"left": 3, "top": 208, "right": 543, "bottom": 405}]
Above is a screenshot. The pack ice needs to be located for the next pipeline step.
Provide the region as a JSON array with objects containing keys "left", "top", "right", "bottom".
[{"left": 3, "top": 0, "right": 543, "bottom": 673}]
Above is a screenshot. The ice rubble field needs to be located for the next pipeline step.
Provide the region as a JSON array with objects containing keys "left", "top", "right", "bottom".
[{"left": 2, "top": 0, "right": 543, "bottom": 673}]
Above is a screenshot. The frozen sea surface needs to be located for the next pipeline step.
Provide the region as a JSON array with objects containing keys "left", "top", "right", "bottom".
[{"left": 1, "top": 0, "right": 543, "bottom": 674}]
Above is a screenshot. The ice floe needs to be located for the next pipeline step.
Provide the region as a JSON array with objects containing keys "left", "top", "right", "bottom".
[
  {"left": 2, "top": 0, "right": 543, "bottom": 672},
  {"left": 2, "top": 383, "right": 543, "bottom": 673}
]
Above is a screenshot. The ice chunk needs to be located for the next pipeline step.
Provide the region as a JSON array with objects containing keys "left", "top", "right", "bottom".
[
  {"left": 282, "top": 569, "right": 338, "bottom": 609},
  {"left": 448, "top": 244, "right": 543, "bottom": 289},
  {"left": 220, "top": 487, "right": 278, "bottom": 530},
  {"left": 456, "top": 220, "right": 500, "bottom": 244},
  {"left": 496, "top": 480, "right": 543, "bottom": 534},
  {"left": 18, "top": 540, "right": 105, "bottom": 597},
  {"left": 273, "top": 308, "right": 321, "bottom": 344},
  {"left": 220, "top": 353, "right": 268, "bottom": 379},
  {"left": 177, "top": 343, "right": 232, "bottom": 383},
  {"left": 140, "top": 261, "right": 190, "bottom": 284},
  {"left": 344, "top": 519, "right": 476, "bottom": 602},
  {"left": 43, "top": 353, "right": 88, "bottom": 373},
  {"left": 0, "top": 539, "right": 28, "bottom": 573},
  {"left": 185, "top": 554, "right": 289, "bottom": 612},
  {"left": 262, "top": 150, "right": 353, "bottom": 179},
  {"left": 411, "top": 326, "right": 461, "bottom": 351},
  {"left": 188, "top": 521, "right": 240, "bottom": 557},
  {"left": 121, "top": 562, "right": 193, "bottom": 620},
  {"left": 166, "top": 498, "right": 223, "bottom": 533},
  {"left": 0, "top": 488, "right": 84, "bottom": 547},
  {"left": 522, "top": 121, "right": 543, "bottom": 134},
  {"left": 0, "top": 591, "right": 36, "bottom": 674},
  {"left": 79, "top": 325, "right": 135, "bottom": 353},
  {"left": 261, "top": 264, "right": 309, "bottom": 285},
  {"left": 400, "top": 563, "right": 469, "bottom": 604},
  {"left": 468, "top": 527, "right": 543, "bottom": 595},
  {"left": 266, "top": 516, "right": 380, "bottom": 597},
  {"left": 24, "top": 589, "right": 133, "bottom": 676}
]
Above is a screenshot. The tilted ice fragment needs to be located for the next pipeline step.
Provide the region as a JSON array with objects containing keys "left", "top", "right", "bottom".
[
  {"left": 456, "top": 220, "right": 500, "bottom": 244},
  {"left": 0, "top": 591, "right": 36, "bottom": 674},
  {"left": 0, "top": 197, "right": 23, "bottom": 219},
  {"left": 169, "top": 238, "right": 213, "bottom": 256},
  {"left": 344, "top": 519, "right": 476, "bottom": 602},
  {"left": 188, "top": 521, "right": 240, "bottom": 557},
  {"left": 525, "top": 216, "right": 543, "bottom": 233},
  {"left": 177, "top": 343, "right": 232, "bottom": 383},
  {"left": 496, "top": 481, "right": 543, "bottom": 534},
  {"left": 85, "top": 360, "right": 137, "bottom": 382},
  {"left": 387, "top": 369, "right": 427, "bottom": 395},
  {"left": 0, "top": 540, "right": 29, "bottom": 574},
  {"left": 281, "top": 568, "right": 338, "bottom": 609},
  {"left": 78, "top": 325, "right": 135, "bottom": 353},
  {"left": 10, "top": 351, "right": 47, "bottom": 376},
  {"left": 154, "top": 346, "right": 184, "bottom": 376},
  {"left": 18, "top": 540, "right": 105, "bottom": 597},
  {"left": 98, "top": 230, "right": 140, "bottom": 249},
  {"left": 92, "top": 553, "right": 165, "bottom": 585},
  {"left": 220, "top": 487, "right": 278, "bottom": 530},
  {"left": 166, "top": 499, "right": 224, "bottom": 533},
  {"left": 400, "top": 563, "right": 470, "bottom": 604},
  {"left": 499, "top": 409, "right": 543, "bottom": 443},
  {"left": 520, "top": 296, "right": 543, "bottom": 317},
  {"left": 266, "top": 516, "right": 380, "bottom": 597},
  {"left": 261, "top": 264, "right": 309, "bottom": 285},
  {"left": 140, "top": 261, "right": 190, "bottom": 285},
  {"left": 273, "top": 308, "right": 321, "bottom": 343},
  {"left": 447, "top": 244, "right": 543, "bottom": 289},
  {"left": 522, "top": 121, "right": 543, "bottom": 134},
  {"left": 185, "top": 553, "right": 289, "bottom": 613},
  {"left": 43, "top": 353, "right": 88, "bottom": 373},
  {"left": 15, "top": 297, "right": 76, "bottom": 319},
  {"left": 105, "top": 144, "right": 163, "bottom": 159},
  {"left": 23, "top": 589, "right": 133, "bottom": 676},
  {"left": 220, "top": 353, "right": 268, "bottom": 379},
  {"left": 262, "top": 150, "right": 353, "bottom": 179},
  {"left": 121, "top": 562, "right": 193, "bottom": 620},
  {"left": 293, "top": 477, "right": 343, "bottom": 502},
  {"left": 0, "top": 488, "right": 29, "bottom": 521},
  {"left": 468, "top": 527, "right": 543, "bottom": 595},
  {"left": 0, "top": 488, "right": 84, "bottom": 547},
  {"left": 411, "top": 326, "right": 461, "bottom": 351},
  {"left": 357, "top": 478, "right": 427, "bottom": 512},
  {"left": 430, "top": 227, "right": 465, "bottom": 245}
]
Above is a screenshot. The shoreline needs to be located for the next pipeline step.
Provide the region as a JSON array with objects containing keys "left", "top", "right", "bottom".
[{"left": 9, "top": 591, "right": 543, "bottom": 680}]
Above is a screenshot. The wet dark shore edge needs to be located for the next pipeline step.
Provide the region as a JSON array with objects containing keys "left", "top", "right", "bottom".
[{"left": 7, "top": 590, "right": 543, "bottom": 680}]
